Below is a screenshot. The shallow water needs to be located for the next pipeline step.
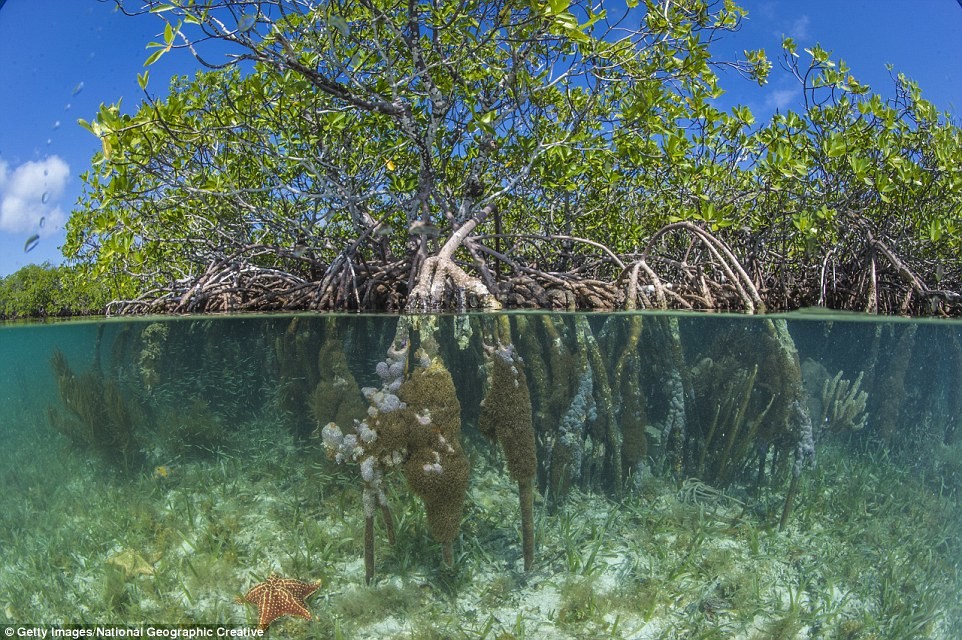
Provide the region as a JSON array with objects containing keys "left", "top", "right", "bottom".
[{"left": 1, "top": 312, "right": 960, "bottom": 638}]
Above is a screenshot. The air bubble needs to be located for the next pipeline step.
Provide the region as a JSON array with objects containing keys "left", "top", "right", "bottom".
[
  {"left": 72, "top": 82, "right": 85, "bottom": 96},
  {"left": 24, "top": 234, "right": 40, "bottom": 253},
  {"left": 41, "top": 192, "right": 49, "bottom": 204},
  {"left": 40, "top": 216, "right": 46, "bottom": 228},
  {"left": 53, "top": 120, "right": 61, "bottom": 130}
]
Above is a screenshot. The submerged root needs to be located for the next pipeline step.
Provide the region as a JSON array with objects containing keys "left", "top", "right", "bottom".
[{"left": 479, "top": 316, "right": 538, "bottom": 569}]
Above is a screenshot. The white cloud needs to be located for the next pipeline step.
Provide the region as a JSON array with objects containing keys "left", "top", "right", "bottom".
[
  {"left": 786, "top": 15, "right": 810, "bottom": 41},
  {"left": 772, "top": 14, "right": 811, "bottom": 43},
  {"left": 766, "top": 88, "right": 798, "bottom": 111},
  {"left": 756, "top": 2, "right": 776, "bottom": 20},
  {"left": 0, "top": 156, "right": 70, "bottom": 236}
]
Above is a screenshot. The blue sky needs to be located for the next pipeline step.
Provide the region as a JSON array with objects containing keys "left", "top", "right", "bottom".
[{"left": 0, "top": 0, "right": 961, "bottom": 277}]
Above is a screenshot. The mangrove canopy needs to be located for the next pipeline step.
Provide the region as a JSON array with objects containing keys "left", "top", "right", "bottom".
[{"left": 63, "top": 0, "right": 962, "bottom": 315}]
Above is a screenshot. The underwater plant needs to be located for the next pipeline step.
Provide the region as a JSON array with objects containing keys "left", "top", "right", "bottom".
[
  {"left": 688, "top": 322, "right": 797, "bottom": 489},
  {"left": 681, "top": 319, "right": 816, "bottom": 529},
  {"left": 157, "top": 395, "right": 227, "bottom": 459},
  {"left": 874, "top": 324, "right": 917, "bottom": 446},
  {"left": 137, "top": 322, "right": 169, "bottom": 391},
  {"left": 48, "top": 349, "right": 146, "bottom": 473},
  {"left": 817, "top": 370, "right": 868, "bottom": 434},
  {"left": 690, "top": 361, "right": 773, "bottom": 487},
  {"left": 532, "top": 315, "right": 625, "bottom": 499},
  {"left": 512, "top": 314, "right": 582, "bottom": 498}
]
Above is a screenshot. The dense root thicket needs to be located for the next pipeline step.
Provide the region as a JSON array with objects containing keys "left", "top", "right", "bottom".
[
  {"left": 108, "top": 222, "right": 962, "bottom": 317},
  {"left": 45, "top": 309, "right": 962, "bottom": 583}
]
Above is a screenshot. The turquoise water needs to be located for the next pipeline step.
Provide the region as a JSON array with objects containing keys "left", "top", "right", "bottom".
[{"left": 0, "top": 312, "right": 960, "bottom": 638}]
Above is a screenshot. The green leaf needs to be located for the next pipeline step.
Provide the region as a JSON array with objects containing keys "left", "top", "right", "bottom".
[
  {"left": 876, "top": 172, "right": 895, "bottom": 196},
  {"left": 552, "top": 11, "right": 579, "bottom": 31},
  {"left": 848, "top": 156, "right": 870, "bottom": 183},
  {"left": 328, "top": 15, "right": 351, "bottom": 38},
  {"left": 547, "top": 0, "right": 570, "bottom": 15},
  {"left": 823, "top": 132, "right": 846, "bottom": 158},
  {"left": 731, "top": 105, "right": 754, "bottom": 126},
  {"left": 144, "top": 49, "right": 166, "bottom": 67},
  {"left": 782, "top": 36, "right": 797, "bottom": 57}
]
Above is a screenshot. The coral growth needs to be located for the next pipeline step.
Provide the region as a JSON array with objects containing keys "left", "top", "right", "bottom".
[
  {"left": 818, "top": 371, "right": 868, "bottom": 434},
  {"left": 320, "top": 331, "right": 470, "bottom": 578},
  {"left": 308, "top": 340, "right": 367, "bottom": 430},
  {"left": 479, "top": 343, "right": 537, "bottom": 485},
  {"left": 397, "top": 358, "right": 470, "bottom": 552}
]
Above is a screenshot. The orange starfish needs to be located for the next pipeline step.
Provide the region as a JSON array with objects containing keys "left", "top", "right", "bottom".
[{"left": 237, "top": 573, "right": 321, "bottom": 630}]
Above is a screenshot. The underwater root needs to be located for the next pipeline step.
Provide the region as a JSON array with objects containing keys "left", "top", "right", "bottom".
[
  {"left": 519, "top": 478, "right": 535, "bottom": 571},
  {"left": 321, "top": 318, "right": 471, "bottom": 581},
  {"left": 479, "top": 316, "right": 538, "bottom": 570}
]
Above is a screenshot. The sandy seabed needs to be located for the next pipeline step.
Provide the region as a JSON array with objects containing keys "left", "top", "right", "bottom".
[{"left": 1, "top": 414, "right": 960, "bottom": 639}]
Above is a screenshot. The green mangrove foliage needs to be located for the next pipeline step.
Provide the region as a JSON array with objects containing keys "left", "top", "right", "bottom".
[
  {"left": 0, "top": 263, "right": 112, "bottom": 319},
  {"left": 65, "top": 0, "right": 962, "bottom": 314}
]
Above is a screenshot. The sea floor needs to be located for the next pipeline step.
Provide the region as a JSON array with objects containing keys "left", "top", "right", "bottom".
[{"left": 1, "top": 409, "right": 960, "bottom": 639}]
